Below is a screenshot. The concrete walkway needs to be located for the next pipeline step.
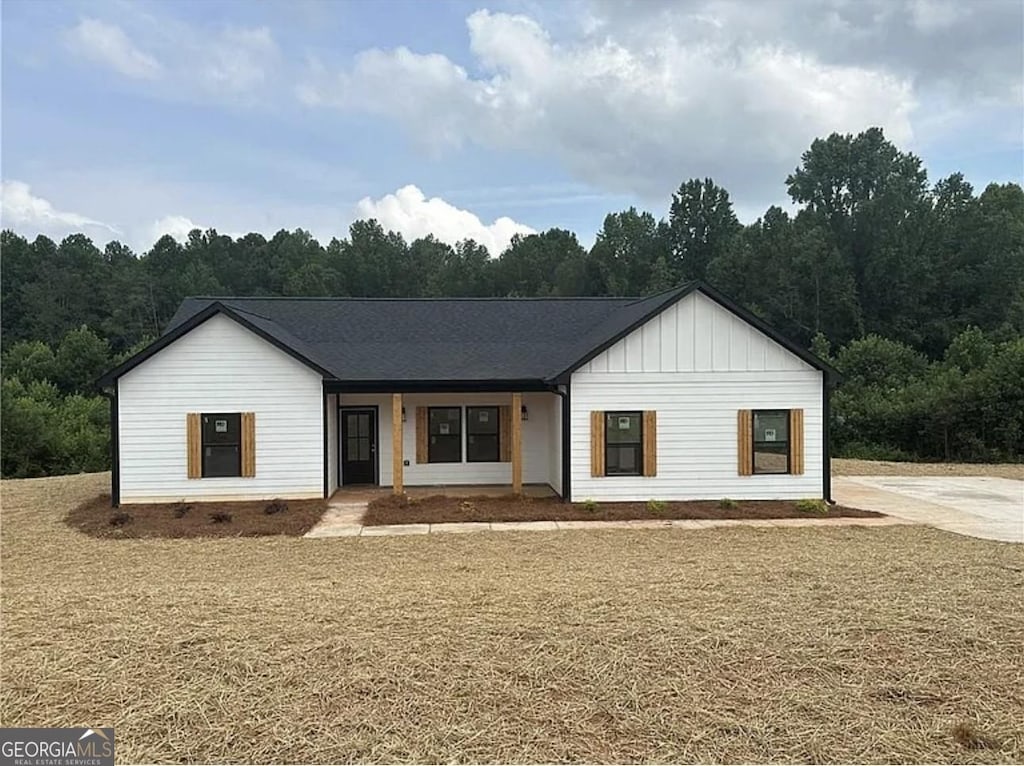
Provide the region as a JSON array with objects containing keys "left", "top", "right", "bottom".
[
  {"left": 834, "top": 476, "right": 1023, "bottom": 543},
  {"left": 305, "top": 501, "right": 911, "bottom": 539}
]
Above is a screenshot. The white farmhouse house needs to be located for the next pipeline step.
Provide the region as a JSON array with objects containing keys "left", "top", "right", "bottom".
[{"left": 98, "top": 282, "right": 837, "bottom": 505}]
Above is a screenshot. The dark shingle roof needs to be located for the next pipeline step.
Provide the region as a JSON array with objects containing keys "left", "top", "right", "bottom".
[{"left": 163, "top": 287, "right": 690, "bottom": 383}]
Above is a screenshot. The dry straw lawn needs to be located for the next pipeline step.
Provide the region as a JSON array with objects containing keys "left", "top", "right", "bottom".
[
  {"left": 2, "top": 472, "right": 1023, "bottom": 764},
  {"left": 833, "top": 458, "right": 1024, "bottom": 480}
]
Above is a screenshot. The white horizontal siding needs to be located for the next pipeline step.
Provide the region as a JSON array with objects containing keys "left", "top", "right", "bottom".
[
  {"left": 579, "top": 291, "right": 813, "bottom": 374},
  {"left": 570, "top": 370, "right": 824, "bottom": 501},
  {"left": 339, "top": 392, "right": 559, "bottom": 488},
  {"left": 118, "top": 314, "right": 323, "bottom": 503}
]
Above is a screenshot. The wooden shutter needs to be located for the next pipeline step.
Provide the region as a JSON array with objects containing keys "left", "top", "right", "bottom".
[
  {"left": 415, "top": 406, "right": 429, "bottom": 463},
  {"left": 241, "top": 412, "right": 256, "bottom": 477},
  {"left": 642, "top": 411, "right": 657, "bottom": 477},
  {"left": 789, "top": 408, "right": 805, "bottom": 475},
  {"left": 498, "top": 405, "right": 512, "bottom": 462},
  {"left": 590, "top": 411, "right": 605, "bottom": 477},
  {"left": 737, "top": 409, "right": 753, "bottom": 476},
  {"left": 186, "top": 412, "right": 201, "bottom": 479}
]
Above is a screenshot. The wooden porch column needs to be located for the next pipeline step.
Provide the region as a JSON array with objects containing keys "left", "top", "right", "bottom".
[
  {"left": 511, "top": 392, "right": 522, "bottom": 494},
  {"left": 392, "top": 393, "right": 404, "bottom": 495}
]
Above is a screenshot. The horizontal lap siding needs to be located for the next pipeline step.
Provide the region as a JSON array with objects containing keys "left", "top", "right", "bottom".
[
  {"left": 340, "top": 392, "right": 557, "bottom": 487},
  {"left": 570, "top": 371, "right": 823, "bottom": 501},
  {"left": 118, "top": 314, "right": 323, "bottom": 503}
]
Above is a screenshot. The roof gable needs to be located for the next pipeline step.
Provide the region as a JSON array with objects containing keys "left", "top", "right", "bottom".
[
  {"left": 96, "top": 302, "right": 336, "bottom": 388},
  {"left": 576, "top": 291, "right": 812, "bottom": 374},
  {"left": 556, "top": 282, "right": 837, "bottom": 379}
]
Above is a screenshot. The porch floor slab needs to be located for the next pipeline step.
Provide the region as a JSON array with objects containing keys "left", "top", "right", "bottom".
[{"left": 328, "top": 483, "right": 557, "bottom": 502}]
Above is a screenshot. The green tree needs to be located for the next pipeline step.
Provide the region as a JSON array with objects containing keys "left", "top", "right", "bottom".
[
  {"left": 786, "top": 127, "right": 934, "bottom": 345},
  {"left": 588, "top": 208, "right": 669, "bottom": 295},
  {"left": 667, "top": 178, "right": 741, "bottom": 282},
  {"left": 430, "top": 239, "right": 494, "bottom": 296},
  {"left": 330, "top": 220, "right": 409, "bottom": 296},
  {"left": 53, "top": 326, "right": 110, "bottom": 394},
  {"left": 1, "top": 377, "right": 61, "bottom": 477},
  {"left": 2, "top": 340, "right": 56, "bottom": 384},
  {"left": 495, "top": 229, "right": 587, "bottom": 296}
]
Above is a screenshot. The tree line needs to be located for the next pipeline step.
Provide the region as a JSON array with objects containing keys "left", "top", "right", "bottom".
[{"left": 2, "top": 127, "right": 1022, "bottom": 477}]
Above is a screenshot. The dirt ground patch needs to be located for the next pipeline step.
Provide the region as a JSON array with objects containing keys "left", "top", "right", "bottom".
[
  {"left": 364, "top": 494, "right": 881, "bottom": 525},
  {"left": 834, "top": 458, "right": 1024, "bottom": 480},
  {"left": 65, "top": 494, "right": 326, "bottom": 538},
  {"left": 2, "top": 472, "right": 1023, "bottom": 764}
]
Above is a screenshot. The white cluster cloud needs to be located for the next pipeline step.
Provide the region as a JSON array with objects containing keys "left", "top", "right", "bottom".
[
  {"left": 355, "top": 185, "right": 535, "bottom": 254},
  {"left": 0, "top": 180, "right": 120, "bottom": 236},
  {"left": 199, "top": 26, "right": 279, "bottom": 94},
  {"left": 300, "top": 8, "right": 917, "bottom": 202},
  {"left": 65, "top": 13, "right": 278, "bottom": 99},
  {"left": 149, "top": 214, "right": 203, "bottom": 244},
  {"left": 67, "top": 18, "right": 161, "bottom": 79}
]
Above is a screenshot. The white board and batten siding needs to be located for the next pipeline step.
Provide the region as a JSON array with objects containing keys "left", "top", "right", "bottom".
[
  {"left": 571, "top": 291, "right": 824, "bottom": 501},
  {"left": 118, "top": 314, "right": 324, "bottom": 503}
]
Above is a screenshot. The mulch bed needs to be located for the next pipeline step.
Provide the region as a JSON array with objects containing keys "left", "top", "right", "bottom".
[
  {"left": 65, "top": 494, "right": 327, "bottom": 538},
  {"left": 363, "top": 494, "right": 881, "bottom": 526}
]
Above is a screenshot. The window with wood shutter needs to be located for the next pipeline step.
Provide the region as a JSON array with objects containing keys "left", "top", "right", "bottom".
[
  {"left": 188, "top": 412, "right": 255, "bottom": 478},
  {"left": 604, "top": 411, "right": 642, "bottom": 475},
  {"left": 752, "top": 409, "right": 789, "bottom": 474},
  {"left": 737, "top": 410, "right": 753, "bottom": 476},
  {"left": 739, "top": 408, "right": 804, "bottom": 475},
  {"left": 427, "top": 407, "right": 462, "bottom": 463},
  {"left": 498, "top": 405, "right": 512, "bottom": 462},
  {"left": 789, "top": 408, "right": 805, "bottom": 475},
  {"left": 642, "top": 410, "right": 657, "bottom": 477},
  {"left": 241, "top": 412, "right": 256, "bottom": 477},
  {"left": 187, "top": 413, "right": 201, "bottom": 479},
  {"left": 590, "top": 410, "right": 605, "bottom": 477},
  {"left": 464, "top": 407, "right": 499, "bottom": 460},
  {"left": 415, "top": 406, "right": 428, "bottom": 463}
]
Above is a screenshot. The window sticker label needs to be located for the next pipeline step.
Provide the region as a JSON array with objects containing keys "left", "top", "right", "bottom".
[
  {"left": 215, "top": 419, "right": 228, "bottom": 433},
  {"left": 439, "top": 423, "right": 450, "bottom": 435},
  {"left": 479, "top": 411, "right": 489, "bottom": 423},
  {"left": 617, "top": 416, "right": 631, "bottom": 430},
  {"left": 764, "top": 428, "right": 776, "bottom": 441}
]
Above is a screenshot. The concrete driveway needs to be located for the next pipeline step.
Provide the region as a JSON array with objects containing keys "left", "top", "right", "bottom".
[{"left": 834, "top": 476, "right": 1023, "bottom": 543}]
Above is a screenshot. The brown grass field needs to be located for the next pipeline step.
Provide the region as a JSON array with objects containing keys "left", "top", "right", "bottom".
[
  {"left": 2, "top": 472, "right": 1023, "bottom": 764},
  {"left": 833, "top": 458, "right": 1024, "bottom": 480}
]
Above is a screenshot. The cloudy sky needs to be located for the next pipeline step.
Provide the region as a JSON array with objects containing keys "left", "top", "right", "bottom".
[{"left": 1, "top": 0, "right": 1021, "bottom": 254}]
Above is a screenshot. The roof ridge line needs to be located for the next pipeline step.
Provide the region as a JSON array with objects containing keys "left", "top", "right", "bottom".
[
  {"left": 218, "top": 302, "right": 276, "bottom": 323},
  {"left": 183, "top": 295, "right": 645, "bottom": 302},
  {"left": 622, "top": 282, "right": 694, "bottom": 307}
]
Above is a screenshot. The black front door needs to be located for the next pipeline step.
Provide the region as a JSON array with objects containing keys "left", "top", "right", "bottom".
[{"left": 341, "top": 409, "right": 377, "bottom": 485}]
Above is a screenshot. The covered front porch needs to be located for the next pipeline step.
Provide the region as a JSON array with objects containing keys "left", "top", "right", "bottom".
[{"left": 324, "top": 387, "right": 566, "bottom": 498}]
